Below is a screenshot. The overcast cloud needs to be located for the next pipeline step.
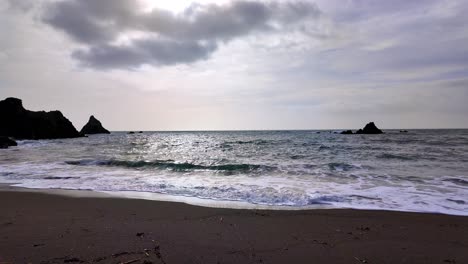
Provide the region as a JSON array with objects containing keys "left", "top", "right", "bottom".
[{"left": 1, "top": 0, "right": 467, "bottom": 130}]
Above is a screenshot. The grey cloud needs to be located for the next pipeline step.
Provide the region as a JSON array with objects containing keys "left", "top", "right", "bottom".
[
  {"left": 5, "top": 0, "right": 36, "bottom": 12},
  {"left": 301, "top": 0, "right": 468, "bottom": 83},
  {"left": 45, "top": 7, "right": 116, "bottom": 44},
  {"left": 43, "top": 0, "right": 135, "bottom": 44},
  {"left": 41, "top": 0, "right": 321, "bottom": 69},
  {"left": 329, "top": 0, "right": 439, "bottom": 23},
  {"left": 72, "top": 39, "right": 218, "bottom": 69}
]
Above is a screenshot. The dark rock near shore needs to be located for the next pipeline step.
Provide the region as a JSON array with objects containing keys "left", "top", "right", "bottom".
[
  {"left": 0, "top": 136, "right": 17, "bottom": 149},
  {"left": 340, "top": 130, "right": 353, "bottom": 134},
  {"left": 80, "top": 115, "right": 110, "bottom": 135},
  {"left": 0, "top": 97, "right": 81, "bottom": 140},
  {"left": 355, "top": 122, "right": 383, "bottom": 134}
]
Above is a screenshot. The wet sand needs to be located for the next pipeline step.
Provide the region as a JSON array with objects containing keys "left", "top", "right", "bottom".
[{"left": 0, "top": 189, "right": 467, "bottom": 264}]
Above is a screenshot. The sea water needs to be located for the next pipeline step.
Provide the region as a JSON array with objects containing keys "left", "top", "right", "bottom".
[{"left": 1, "top": 130, "right": 467, "bottom": 215}]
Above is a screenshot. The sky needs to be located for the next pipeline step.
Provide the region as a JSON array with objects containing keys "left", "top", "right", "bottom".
[{"left": 1, "top": 0, "right": 467, "bottom": 130}]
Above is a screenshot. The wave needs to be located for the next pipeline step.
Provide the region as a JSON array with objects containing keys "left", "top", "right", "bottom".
[
  {"left": 377, "top": 153, "right": 414, "bottom": 161},
  {"left": 289, "top": 155, "right": 307, "bottom": 160},
  {"left": 44, "top": 176, "right": 79, "bottom": 180},
  {"left": 65, "top": 159, "right": 274, "bottom": 173},
  {"left": 220, "top": 139, "right": 292, "bottom": 147},
  {"left": 318, "top": 145, "right": 330, "bottom": 150},
  {"left": 447, "top": 199, "right": 466, "bottom": 204},
  {"left": 307, "top": 195, "right": 348, "bottom": 204},
  {"left": 327, "top": 162, "right": 361, "bottom": 172},
  {"left": 442, "top": 178, "right": 468, "bottom": 186},
  {"left": 222, "top": 139, "right": 272, "bottom": 145}
]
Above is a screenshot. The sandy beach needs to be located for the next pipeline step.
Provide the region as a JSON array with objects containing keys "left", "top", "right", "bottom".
[
  {"left": 2, "top": 0, "right": 468, "bottom": 263},
  {"left": 0, "top": 188, "right": 467, "bottom": 264}
]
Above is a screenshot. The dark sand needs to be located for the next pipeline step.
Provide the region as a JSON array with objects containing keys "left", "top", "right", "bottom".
[{"left": 0, "top": 189, "right": 467, "bottom": 264}]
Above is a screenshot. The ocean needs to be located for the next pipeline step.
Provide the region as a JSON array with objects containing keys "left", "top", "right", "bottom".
[{"left": 1, "top": 130, "right": 467, "bottom": 215}]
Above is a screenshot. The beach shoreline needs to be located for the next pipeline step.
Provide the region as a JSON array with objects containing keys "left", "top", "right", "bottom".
[
  {"left": 3, "top": 129, "right": 467, "bottom": 216},
  {"left": 1, "top": 187, "right": 467, "bottom": 263},
  {"left": 0, "top": 184, "right": 340, "bottom": 211}
]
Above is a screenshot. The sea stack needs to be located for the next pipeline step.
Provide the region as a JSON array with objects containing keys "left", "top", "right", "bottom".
[
  {"left": 80, "top": 115, "right": 110, "bottom": 135},
  {"left": 0, "top": 136, "right": 17, "bottom": 149},
  {"left": 0, "top": 97, "right": 81, "bottom": 139},
  {"left": 356, "top": 122, "right": 383, "bottom": 134}
]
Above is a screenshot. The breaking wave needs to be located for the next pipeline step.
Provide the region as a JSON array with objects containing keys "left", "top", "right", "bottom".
[{"left": 65, "top": 159, "right": 275, "bottom": 173}]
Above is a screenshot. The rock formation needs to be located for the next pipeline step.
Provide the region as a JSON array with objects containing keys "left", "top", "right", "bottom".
[
  {"left": 0, "top": 136, "right": 17, "bottom": 149},
  {"left": 340, "top": 130, "right": 353, "bottom": 134},
  {"left": 0, "top": 97, "right": 81, "bottom": 140},
  {"left": 355, "top": 122, "right": 383, "bottom": 134},
  {"left": 80, "top": 115, "right": 110, "bottom": 135}
]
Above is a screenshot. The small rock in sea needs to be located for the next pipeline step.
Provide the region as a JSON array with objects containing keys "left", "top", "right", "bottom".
[
  {"left": 340, "top": 130, "right": 353, "bottom": 134},
  {"left": 80, "top": 115, "right": 110, "bottom": 135},
  {"left": 138, "top": 131, "right": 143, "bottom": 133},
  {"left": 136, "top": 232, "right": 145, "bottom": 237},
  {"left": 128, "top": 131, "right": 135, "bottom": 134},
  {"left": 355, "top": 122, "right": 383, "bottom": 134},
  {"left": 400, "top": 130, "right": 408, "bottom": 133},
  {"left": 0, "top": 136, "right": 17, "bottom": 149}
]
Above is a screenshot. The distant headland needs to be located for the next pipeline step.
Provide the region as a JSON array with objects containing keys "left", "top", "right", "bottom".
[{"left": 0, "top": 97, "right": 110, "bottom": 148}]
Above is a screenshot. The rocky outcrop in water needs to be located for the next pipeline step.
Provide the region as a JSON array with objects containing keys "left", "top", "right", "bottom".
[
  {"left": 0, "top": 97, "right": 81, "bottom": 139},
  {"left": 80, "top": 115, "right": 110, "bottom": 135},
  {"left": 355, "top": 122, "right": 383, "bottom": 134},
  {"left": 339, "top": 122, "right": 384, "bottom": 135},
  {"left": 0, "top": 136, "right": 17, "bottom": 149}
]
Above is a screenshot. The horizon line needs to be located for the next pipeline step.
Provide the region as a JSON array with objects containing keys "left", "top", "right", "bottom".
[{"left": 109, "top": 128, "right": 468, "bottom": 132}]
